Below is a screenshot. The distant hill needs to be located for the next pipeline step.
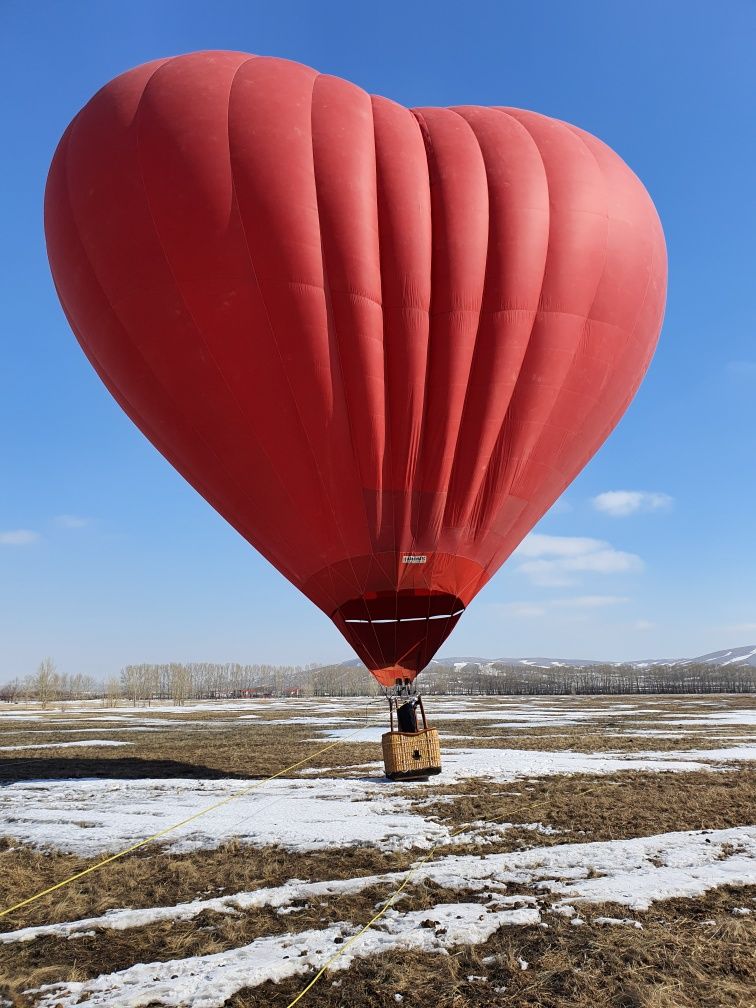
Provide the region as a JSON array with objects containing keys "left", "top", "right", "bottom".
[
  {"left": 436, "top": 645, "right": 756, "bottom": 671},
  {"left": 331, "top": 645, "right": 756, "bottom": 672}
]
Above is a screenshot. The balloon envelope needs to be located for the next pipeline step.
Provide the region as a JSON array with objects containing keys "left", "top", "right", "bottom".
[{"left": 45, "top": 52, "right": 666, "bottom": 687}]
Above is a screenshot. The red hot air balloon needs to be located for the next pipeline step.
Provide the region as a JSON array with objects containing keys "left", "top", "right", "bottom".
[{"left": 45, "top": 52, "right": 666, "bottom": 689}]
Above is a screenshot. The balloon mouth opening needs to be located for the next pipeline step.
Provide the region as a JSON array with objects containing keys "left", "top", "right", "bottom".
[
  {"left": 332, "top": 590, "right": 465, "bottom": 677},
  {"left": 336, "top": 590, "right": 464, "bottom": 623}
]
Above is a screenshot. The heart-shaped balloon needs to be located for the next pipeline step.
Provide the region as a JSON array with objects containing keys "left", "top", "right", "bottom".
[{"left": 45, "top": 52, "right": 666, "bottom": 686}]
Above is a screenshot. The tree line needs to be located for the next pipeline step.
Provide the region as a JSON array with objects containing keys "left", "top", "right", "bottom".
[
  {"left": 421, "top": 661, "right": 756, "bottom": 695},
  {"left": 0, "top": 658, "right": 106, "bottom": 706},
  {"left": 1, "top": 657, "right": 753, "bottom": 704}
]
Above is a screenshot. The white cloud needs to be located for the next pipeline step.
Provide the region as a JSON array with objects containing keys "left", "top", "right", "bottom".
[
  {"left": 552, "top": 595, "right": 629, "bottom": 609},
  {"left": 497, "top": 603, "right": 547, "bottom": 619},
  {"left": 0, "top": 530, "right": 40, "bottom": 546},
  {"left": 497, "top": 595, "right": 628, "bottom": 618},
  {"left": 514, "top": 561, "right": 576, "bottom": 587},
  {"left": 515, "top": 534, "right": 606, "bottom": 558},
  {"left": 54, "top": 515, "right": 89, "bottom": 529},
  {"left": 514, "top": 534, "right": 643, "bottom": 587},
  {"left": 634, "top": 620, "right": 655, "bottom": 631},
  {"left": 591, "top": 491, "right": 673, "bottom": 518},
  {"left": 567, "top": 549, "right": 643, "bottom": 574}
]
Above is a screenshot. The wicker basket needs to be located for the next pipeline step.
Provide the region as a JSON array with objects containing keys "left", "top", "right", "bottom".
[
  {"left": 382, "top": 696, "right": 441, "bottom": 780},
  {"left": 382, "top": 727, "right": 441, "bottom": 780}
]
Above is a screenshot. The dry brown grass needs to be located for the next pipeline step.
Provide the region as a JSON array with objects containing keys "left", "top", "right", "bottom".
[
  {"left": 1, "top": 767, "right": 754, "bottom": 1003},
  {"left": 1, "top": 694, "right": 753, "bottom": 775},
  {"left": 226, "top": 890, "right": 756, "bottom": 1008},
  {"left": 0, "top": 838, "right": 409, "bottom": 932},
  {"left": 416, "top": 768, "right": 756, "bottom": 844},
  {"left": 440, "top": 727, "right": 755, "bottom": 754},
  {"left": 2, "top": 872, "right": 462, "bottom": 995},
  {"left": 0, "top": 696, "right": 754, "bottom": 1007},
  {"left": 3, "top": 876, "right": 755, "bottom": 1007},
  {"left": 0, "top": 725, "right": 382, "bottom": 786}
]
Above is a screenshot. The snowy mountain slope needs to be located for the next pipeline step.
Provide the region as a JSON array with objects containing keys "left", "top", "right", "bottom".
[
  {"left": 326, "top": 646, "right": 756, "bottom": 672},
  {"left": 434, "top": 646, "right": 756, "bottom": 670}
]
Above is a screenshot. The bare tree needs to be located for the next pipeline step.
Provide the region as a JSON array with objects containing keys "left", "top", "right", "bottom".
[
  {"left": 169, "top": 663, "right": 192, "bottom": 705},
  {"left": 28, "top": 657, "right": 61, "bottom": 708},
  {"left": 102, "top": 675, "right": 121, "bottom": 707},
  {"left": 0, "top": 678, "right": 23, "bottom": 703},
  {"left": 121, "top": 665, "right": 144, "bottom": 706}
]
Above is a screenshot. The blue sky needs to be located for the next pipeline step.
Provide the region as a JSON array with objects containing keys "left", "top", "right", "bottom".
[{"left": 1, "top": 1, "right": 754, "bottom": 681}]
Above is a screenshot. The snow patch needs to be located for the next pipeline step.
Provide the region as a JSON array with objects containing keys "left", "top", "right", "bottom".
[
  {"left": 0, "top": 776, "right": 449, "bottom": 855},
  {"left": 0, "top": 740, "right": 133, "bottom": 752},
  {"left": 3, "top": 737, "right": 752, "bottom": 858},
  {"left": 29, "top": 902, "right": 539, "bottom": 1008},
  {"left": 5, "top": 827, "right": 755, "bottom": 947}
]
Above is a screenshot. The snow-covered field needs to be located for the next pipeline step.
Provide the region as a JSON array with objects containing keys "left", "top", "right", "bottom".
[{"left": 0, "top": 694, "right": 754, "bottom": 1007}]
